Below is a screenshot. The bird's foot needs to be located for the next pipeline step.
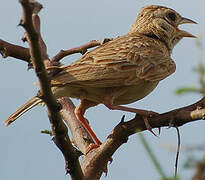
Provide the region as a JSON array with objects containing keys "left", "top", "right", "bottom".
[{"left": 104, "top": 103, "right": 161, "bottom": 136}]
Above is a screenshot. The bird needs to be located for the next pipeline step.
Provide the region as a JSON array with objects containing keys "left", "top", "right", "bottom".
[{"left": 5, "top": 5, "right": 196, "bottom": 153}]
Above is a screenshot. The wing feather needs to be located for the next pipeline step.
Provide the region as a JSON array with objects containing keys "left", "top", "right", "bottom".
[{"left": 50, "top": 34, "right": 175, "bottom": 87}]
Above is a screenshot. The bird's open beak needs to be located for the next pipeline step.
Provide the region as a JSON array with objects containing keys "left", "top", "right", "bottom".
[
  {"left": 177, "top": 29, "right": 196, "bottom": 38},
  {"left": 179, "top": 17, "right": 197, "bottom": 25},
  {"left": 177, "top": 17, "right": 197, "bottom": 38}
]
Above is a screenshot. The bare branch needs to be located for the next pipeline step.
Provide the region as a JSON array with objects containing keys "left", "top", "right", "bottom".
[
  {"left": 18, "top": 0, "right": 84, "bottom": 179},
  {"left": 58, "top": 95, "right": 205, "bottom": 179},
  {"left": 0, "top": 39, "right": 30, "bottom": 62},
  {"left": 80, "top": 97, "right": 205, "bottom": 178},
  {"left": 51, "top": 38, "right": 112, "bottom": 62},
  {"left": 0, "top": 35, "right": 112, "bottom": 67}
]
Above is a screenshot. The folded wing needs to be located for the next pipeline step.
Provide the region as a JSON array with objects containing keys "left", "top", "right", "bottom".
[{"left": 50, "top": 34, "right": 176, "bottom": 88}]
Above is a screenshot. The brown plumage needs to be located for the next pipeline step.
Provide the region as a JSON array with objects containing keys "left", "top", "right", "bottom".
[{"left": 5, "top": 5, "right": 196, "bottom": 153}]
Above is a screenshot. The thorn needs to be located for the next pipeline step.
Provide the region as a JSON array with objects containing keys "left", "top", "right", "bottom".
[
  {"left": 18, "top": 19, "right": 25, "bottom": 27},
  {"left": 101, "top": 38, "right": 113, "bottom": 44},
  {"left": 158, "top": 127, "right": 161, "bottom": 135},
  {"left": 41, "top": 129, "right": 52, "bottom": 136},
  {"left": 149, "top": 128, "right": 158, "bottom": 137},
  {"left": 120, "top": 115, "right": 125, "bottom": 123},
  {"left": 21, "top": 33, "right": 27, "bottom": 42},
  {"left": 109, "top": 159, "right": 113, "bottom": 164},
  {"left": 27, "top": 62, "right": 33, "bottom": 70},
  {"left": 17, "top": 22, "right": 22, "bottom": 27},
  {"left": 144, "top": 117, "right": 158, "bottom": 137}
]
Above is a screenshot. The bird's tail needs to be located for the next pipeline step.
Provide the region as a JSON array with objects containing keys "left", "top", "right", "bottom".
[{"left": 5, "top": 96, "right": 43, "bottom": 126}]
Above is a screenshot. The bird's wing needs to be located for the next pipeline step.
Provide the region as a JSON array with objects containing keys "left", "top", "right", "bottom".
[
  {"left": 126, "top": 46, "right": 176, "bottom": 82},
  {"left": 50, "top": 34, "right": 176, "bottom": 88}
]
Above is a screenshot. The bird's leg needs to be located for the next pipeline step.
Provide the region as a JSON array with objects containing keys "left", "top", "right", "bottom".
[
  {"left": 104, "top": 104, "right": 157, "bottom": 116},
  {"left": 74, "top": 99, "right": 101, "bottom": 154},
  {"left": 104, "top": 101, "right": 159, "bottom": 136}
]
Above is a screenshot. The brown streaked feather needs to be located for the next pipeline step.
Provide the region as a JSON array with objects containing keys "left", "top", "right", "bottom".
[{"left": 50, "top": 33, "right": 175, "bottom": 88}]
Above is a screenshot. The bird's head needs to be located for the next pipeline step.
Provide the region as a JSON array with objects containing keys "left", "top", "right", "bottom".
[{"left": 129, "top": 5, "right": 197, "bottom": 52}]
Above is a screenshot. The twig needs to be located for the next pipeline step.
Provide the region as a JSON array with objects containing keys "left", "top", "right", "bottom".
[
  {"left": 1, "top": 36, "right": 112, "bottom": 66},
  {"left": 18, "top": 0, "right": 84, "bottom": 179},
  {"left": 174, "top": 127, "right": 180, "bottom": 180},
  {"left": 0, "top": 39, "right": 30, "bottom": 62},
  {"left": 51, "top": 38, "right": 112, "bottom": 62}
]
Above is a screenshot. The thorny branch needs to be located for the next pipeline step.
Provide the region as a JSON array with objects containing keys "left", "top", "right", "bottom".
[
  {"left": 18, "top": 0, "right": 84, "bottom": 179},
  {"left": 57, "top": 96, "right": 205, "bottom": 180}
]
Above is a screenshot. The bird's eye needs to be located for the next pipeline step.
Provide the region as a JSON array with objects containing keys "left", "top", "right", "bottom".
[{"left": 167, "top": 12, "right": 176, "bottom": 21}]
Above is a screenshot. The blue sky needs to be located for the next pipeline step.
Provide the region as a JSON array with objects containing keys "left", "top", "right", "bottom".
[{"left": 1, "top": 1, "right": 205, "bottom": 179}]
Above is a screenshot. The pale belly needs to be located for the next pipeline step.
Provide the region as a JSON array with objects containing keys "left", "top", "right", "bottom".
[
  {"left": 52, "top": 81, "right": 158, "bottom": 106},
  {"left": 113, "top": 81, "right": 159, "bottom": 105}
]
